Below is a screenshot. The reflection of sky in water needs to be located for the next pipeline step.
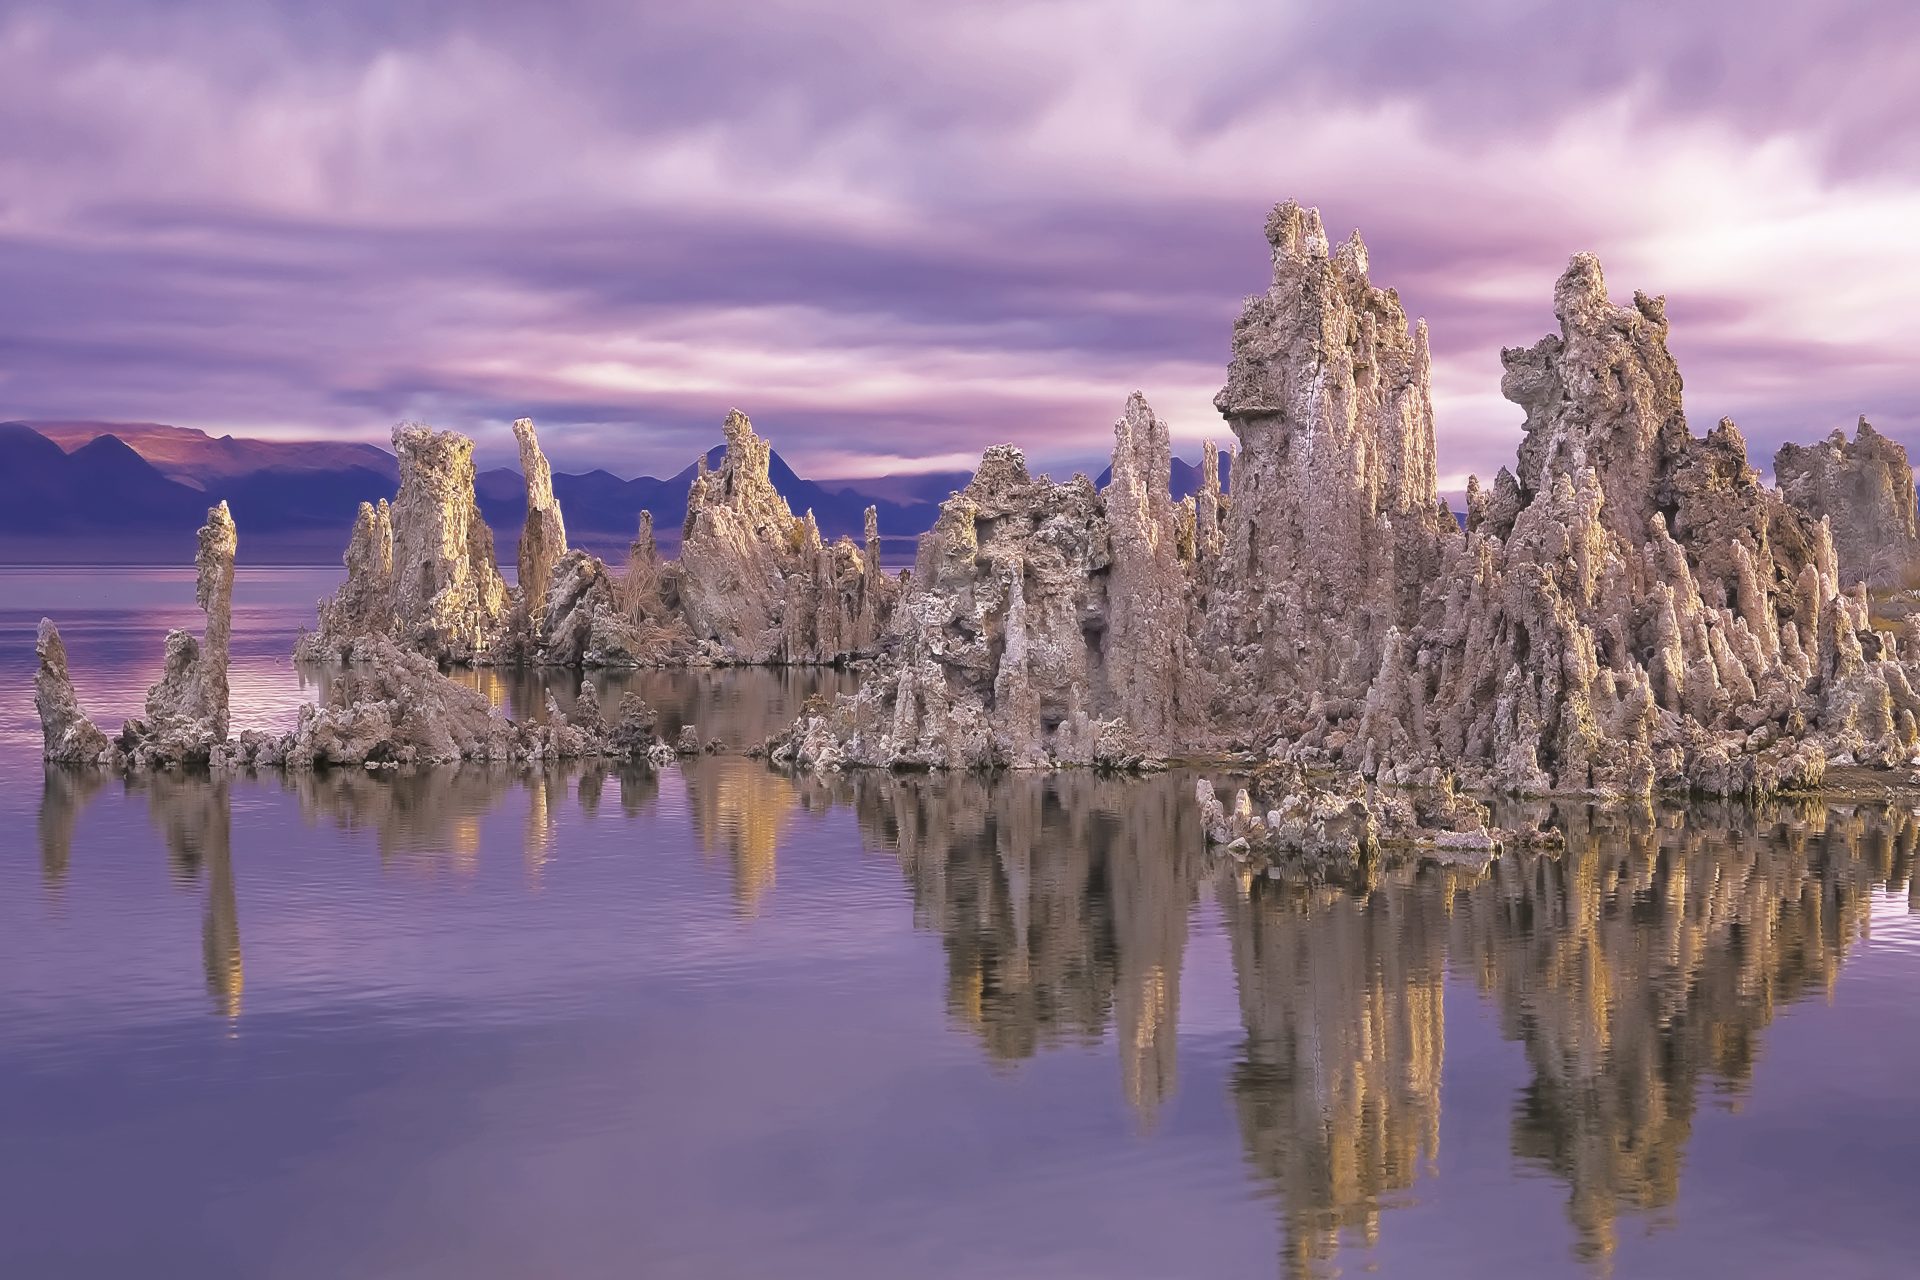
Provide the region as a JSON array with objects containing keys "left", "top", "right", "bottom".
[{"left": 4, "top": 570, "right": 1920, "bottom": 1279}]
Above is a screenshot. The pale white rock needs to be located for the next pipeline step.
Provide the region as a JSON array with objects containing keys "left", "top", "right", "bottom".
[
  {"left": 302, "top": 423, "right": 510, "bottom": 664},
  {"left": 119, "top": 502, "right": 238, "bottom": 767},
  {"left": 514, "top": 416, "right": 569, "bottom": 638},
  {"left": 34, "top": 619, "right": 112, "bottom": 764},
  {"left": 679, "top": 409, "right": 898, "bottom": 664}
]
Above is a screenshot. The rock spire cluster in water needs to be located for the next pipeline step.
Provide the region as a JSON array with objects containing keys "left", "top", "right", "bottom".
[
  {"left": 298, "top": 412, "right": 898, "bottom": 670},
  {"left": 779, "top": 200, "right": 1920, "bottom": 799},
  {"left": 32, "top": 199, "right": 1920, "bottom": 800}
]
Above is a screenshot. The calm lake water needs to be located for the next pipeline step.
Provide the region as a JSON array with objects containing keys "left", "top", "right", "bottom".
[{"left": 3, "top": 567, "right": 1920, "bottom": 1278}]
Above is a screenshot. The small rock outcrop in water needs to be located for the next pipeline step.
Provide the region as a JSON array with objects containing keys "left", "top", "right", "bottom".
[
  {"left": 301, "top": 423, "right": 510, "bottom": 664},
  {"left": 233, "top": 640, "right": 671, "bottom": 768},
  {"left": 678, "top": 409, "right": 899, "bottom": 664},
  {"left": 34, "top": 620, "right": 112, "bottom": 763},
  {"left": 1774, "top": 418, "right": 1920, "bottom": 590},
  {"left": 1193, "top": 773, "right": 1521, "bottom": 877},
  {"left": 116, "top": 502, "right": 238, "bottom": 767}
]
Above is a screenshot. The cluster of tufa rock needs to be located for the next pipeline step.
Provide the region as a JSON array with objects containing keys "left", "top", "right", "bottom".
[
  {"left": 679, "top": 409, "right": 900, "bottom": 664},
  {"left": 766, "top": 395, "right": 1211, "bottom": 771},
  {"left": 1192, "top": 771, "right": 1559, "bottom": 880},
  {"left": 35, "top": 198, "right": 1920, "bottom": 804},
  {"left": 37, "top": 503, "right": 238, "bottom": 768},
  {"left": 1774, "top": 417, "right": 1920, "bottom": 592},
  {"left": 776, "top": 199, "right": 1920, "bottom": 800},
  {"left": 36, "top": 410, "right": 903, "bottom": 772},
  {"left": 297, "top": 412, "right": 899, "bottom": 670}
]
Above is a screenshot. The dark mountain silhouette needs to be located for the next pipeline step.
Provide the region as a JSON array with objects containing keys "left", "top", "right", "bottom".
[
  {"left": 0, "top": 421, "right": 965, "bottom": 563},
  {"left": 28, "top": 421, "right": 397, "bottom": 486},
  {"left": 0, "top": 422, "right": 209, "bottom": 533},
  {"left": 0, "top": 419, "right": 1242, "bottom": 564}
]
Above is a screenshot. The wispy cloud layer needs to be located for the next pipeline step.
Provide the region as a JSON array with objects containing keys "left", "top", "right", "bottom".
[{"left": 2, "top": 0, "right": 1915, "bottom": 480}]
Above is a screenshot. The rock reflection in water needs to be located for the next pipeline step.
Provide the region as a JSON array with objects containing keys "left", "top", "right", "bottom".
[
  {"left": 30, "top": 751, "right": 1920, "bottom": 1273},
  {"left": 43, "top": 770, "right": 248, "bottom": 1019},
  {"left": 815, "top": 770, "right": 1209, "bottom": 1128},
  {"left": 687, "top": 758, "right": 798, "bottom": 916},
  {"left": 1217, "top": 859, "right": 1459, "bottom": 1280},
  {"left": 37, "top": 764, "right": 106, "bottom": 887},
  {"left": 1454, "top": 800, "right": 1906, "bottom": 1268}
]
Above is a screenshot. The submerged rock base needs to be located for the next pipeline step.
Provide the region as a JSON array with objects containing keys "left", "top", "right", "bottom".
[{"left": 1193, "top": 772, "right": 1553, "bottom": 881}]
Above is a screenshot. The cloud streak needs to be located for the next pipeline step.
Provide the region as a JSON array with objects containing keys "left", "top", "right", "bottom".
[{"left": 1, "top": 0, "right": 1916, "bottom": 482}]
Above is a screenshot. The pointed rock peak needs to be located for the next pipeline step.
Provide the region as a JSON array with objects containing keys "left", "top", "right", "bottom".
[
  {"left": 714, "top": 408, "right": 775, "bottom": 486},
  {"left": 1708, "top": 416, "right": 1749, "bottom": 457},
  {"left": 973, "top": 444, "right": 1031, "bottom": 491},
  {"left": 722, "top": 408, "right": 759, "bottom": 451},
  {"left": 1553, "top": 252, "right": 1613, "bottom": 327},
  {"left": 513, "top": 418, "right": 558, "bottom": 504},
  {"left": 1331, "top": 227, "right": 1370, "bottom": 279},
  {"left": 196, "top": 501, "right": 237, "bottom": 604},
  {"left": 1109, "top": 392, "right": 1172, "bottom": 498},
  {"left": 1264, "top": 200, "right": 1329, "bottom": 265}
]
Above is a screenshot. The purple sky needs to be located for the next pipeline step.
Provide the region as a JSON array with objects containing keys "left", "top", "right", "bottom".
[{"left": 2, "top": 0, "right": 1916, "bottom": 485}]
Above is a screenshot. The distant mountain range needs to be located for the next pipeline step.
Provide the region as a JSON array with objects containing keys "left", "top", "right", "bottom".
[{"left": 0, "top": 420, "right": 1232, "bottom": 564}]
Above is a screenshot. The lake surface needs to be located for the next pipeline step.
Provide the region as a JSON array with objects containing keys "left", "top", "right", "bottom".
[{"left": 3, "top": 567, "right": 1920, "bottom": 1278}]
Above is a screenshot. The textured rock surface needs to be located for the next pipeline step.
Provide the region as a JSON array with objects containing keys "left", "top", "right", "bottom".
[
  {"left": 34, "top": 620, "right": 112, "bottom": 763},
  {"left": 1198, "top": 202, "right": 1456, "bottom": 759},
  {"left": 1195, "top": 772, "right": 1511, "bottom": 877},
  {"left": 787, "top": 199, "right": 1920, "bottom": 797},
  {"left": 768, "top": 431, "right": 1171, "bottom": 770},
  {"left": 234, "top": 639, "right": 673, "bottom": 769},
  {"left": 514, "top": 417, "right": 569, "bottom": 638},
  {"left": 301, "top": 423, "right": 510, "bottom": 663},
  {"left": 1372, "top": 254, "right": 1884, "bottom": 796},
  {"left": 1775, "top": 417, "right": 1920, "bottom": 590},
  {"left": 679, "top": 410, "right": 898, "bottom": 664},
  {"left": 118, "top": 502, "right": 238, "bottom": 766}
]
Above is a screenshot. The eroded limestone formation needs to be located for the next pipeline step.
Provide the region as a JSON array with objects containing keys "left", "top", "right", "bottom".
[
  {"left": 678, "top": 409, "right": 899, "bottom": 664},
  {"left": 1378, "top": 256, "right": 1907, "bottom": 795},
  {"left": 301, "top": 423, "right": 510, "bottom": 664},
  {"left": 1204, "top": 202, "right": 1455, "bottom": 751},
  {"left": 117, "top": 501, "right": 238, "bottom": 767},
  {"left": 769, "top": 398, "right": 1205, "bottom": 770},
  {"left": 514, "top": 415, "right": 569, "bottom": 638},
  {"left": 783, "top": 199, "right": 1920, "bottom": 801},
  {"left": 34, "top": 620, "right": 111, "bottom": 764},
  {"left": 37, "top": 502, "right": 683, "bottom": 773},
  {"left": 1775, "top": 417, "right": 1920, "bottom": 590},
  {"left": 230, "top": 641, "right": 680, "bottom": 769},
  {"left": 298, "top": 412, "right": 892, "bottom": 671}
]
